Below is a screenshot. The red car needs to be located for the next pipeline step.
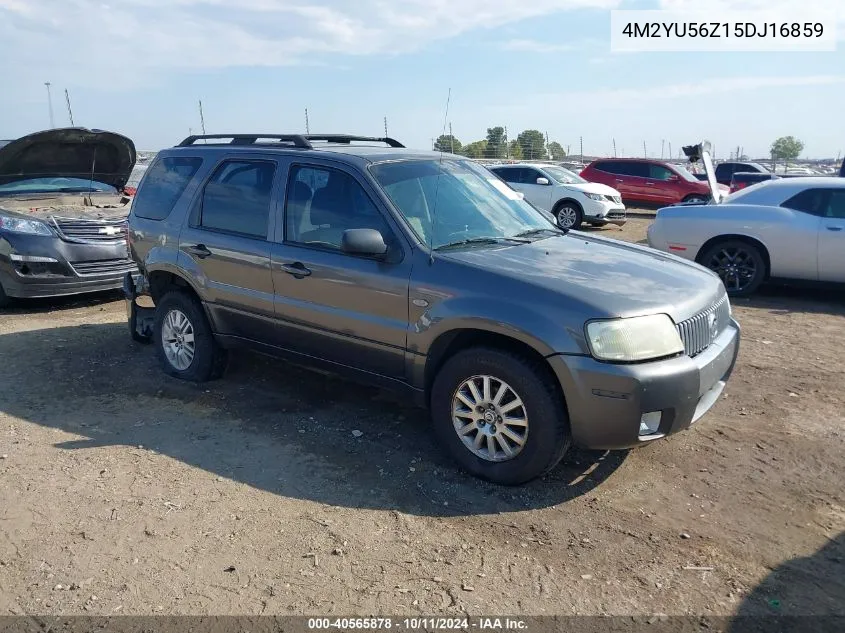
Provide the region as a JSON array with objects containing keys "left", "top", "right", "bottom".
[{"left": 581, "top": 158, "right": 727, "bottom": 206}]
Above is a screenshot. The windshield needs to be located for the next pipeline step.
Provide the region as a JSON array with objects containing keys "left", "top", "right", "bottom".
[
  {"left": 542, "top": 165, "right": 587, "bottom": 185},
  {"left": 370, "top": 158, "right": 555, "bottom": 249},
  {"left": 0, "top": 177, "right": 117, "bottom": 195},
  {"left": 672, "top": 164, "right": 700, "bottom": 182}
]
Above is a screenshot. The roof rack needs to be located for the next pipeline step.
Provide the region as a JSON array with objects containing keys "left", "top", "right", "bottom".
[
  {"left": 176, "top": 134, "right": 405, "bottom": 149},
  {"left": 177, "top": 134, "right": 312, "bottom": 148},
  {"left": 304, "top": 135, "right": 405, "bottom": 148}
]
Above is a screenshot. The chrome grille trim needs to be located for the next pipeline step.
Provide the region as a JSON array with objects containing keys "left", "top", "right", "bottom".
[
  {"left": 52, "top": 217, "right": 128, "bottom": 244},
  {"left": 70, "top": 259, "right": 137, "bottom": 277},
  {"left": 676, "top": 295, "right": 731, "bottom": 358}
]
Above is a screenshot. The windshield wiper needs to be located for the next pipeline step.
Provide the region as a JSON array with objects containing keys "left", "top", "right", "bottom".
[
  {"left": 514, "top": 227, "right": 566, "bottom": 238},
  {"left": 434, "top": 236, "right": 528, "bottom": 251}
]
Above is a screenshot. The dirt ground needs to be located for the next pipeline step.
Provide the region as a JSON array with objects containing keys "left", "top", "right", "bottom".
[{"left": 1, "top": 217, "right": 843, "bottom": 617}]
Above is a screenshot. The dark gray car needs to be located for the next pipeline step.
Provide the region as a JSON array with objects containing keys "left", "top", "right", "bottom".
[
  {"left": 0, "top": 128, "right": 137, "bottom": 307},
  {"left": 125, "top": 133, "right": 740, "bottom": 485}
]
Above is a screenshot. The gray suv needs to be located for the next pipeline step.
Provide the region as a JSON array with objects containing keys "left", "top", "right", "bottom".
[{"left": 125, "top": 133, "right": 740, "bottom": 485}]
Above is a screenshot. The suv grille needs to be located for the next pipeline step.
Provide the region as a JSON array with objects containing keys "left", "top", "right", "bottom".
[
  {"left": 70, "top": 259, "right": 137, "bottom": 276},
  {"left": 604, "top": 195, "right": 622, "bottom": 204},
  {"left": 53, "top": 218, "right": 127, "bottom": 243},
  {"left": 676, "top": 295, "right": 731, "bottom": 357}
]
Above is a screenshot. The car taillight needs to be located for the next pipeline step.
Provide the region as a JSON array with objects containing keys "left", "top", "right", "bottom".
[{"left": 124, "top": 186, "right": 137, "bottom": 196}]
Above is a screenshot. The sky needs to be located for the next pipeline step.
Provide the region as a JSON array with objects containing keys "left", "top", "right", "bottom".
[{"left": 1, "top": 0, "right": 843, "bottom": 159}]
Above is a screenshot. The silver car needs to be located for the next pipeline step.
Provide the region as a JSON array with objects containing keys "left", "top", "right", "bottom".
[{"left": 648, "top": 177, "right": 845, "bottom": 296}]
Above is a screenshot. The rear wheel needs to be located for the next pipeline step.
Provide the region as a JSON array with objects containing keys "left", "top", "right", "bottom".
[
  {"left": 554, "top": 202, "right": 583, "bottom": 229},
  {"left": 430, "top": 347, "right": 571, "bottom": 485},
  {"left": 683, "top": 194, "right": 709, "bottom": 204},
  {"left": 153, "top": 290, "right": 227, "bottom": 381},
  {"left": 700, "top": 240, "right": 766, "bottom": 296}
]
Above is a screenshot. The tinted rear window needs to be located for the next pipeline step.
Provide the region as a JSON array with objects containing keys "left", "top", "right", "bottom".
[
  {"left": 132, "top": 156, "right": 203, "bottom": 221},
  {"left": 781, "top": 188, "right": 826, "bottom": 215}
]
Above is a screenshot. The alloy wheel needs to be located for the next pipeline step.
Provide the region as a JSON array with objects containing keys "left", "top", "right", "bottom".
[
  {"left": 557, "top": 207, "right": 578, "bottom": 229},
  {"left": 161, "top": 309, "right": 196, "bottom": 371},
  {"left": 451, "top": 375, "right": 529, "bottom": 462},
  {"left": 708, "top": 246, "right": 757, "bottom": 293}
]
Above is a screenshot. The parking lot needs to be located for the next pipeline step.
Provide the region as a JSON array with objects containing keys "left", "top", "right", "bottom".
[{"left": 0, "top": 217, "right": 843, "bottom": 617}]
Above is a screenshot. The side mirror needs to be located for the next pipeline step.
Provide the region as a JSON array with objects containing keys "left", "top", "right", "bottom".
[
  {"left": 342, "top": 228, "right": 388, "bottom": 258},
  {"left": 536, "top": 177, "right": 550, "bottom": 186}
]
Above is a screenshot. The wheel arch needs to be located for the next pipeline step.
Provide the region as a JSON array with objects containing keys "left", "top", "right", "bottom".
[
  {"left": 552, "top": 197, "right": 583, "bottom": 214},
  {"left": 694, "top": 234, "right": 771, "bottom": 278},
  {"left": 423, "top": 328, "right": 566, "bottom": 410}
]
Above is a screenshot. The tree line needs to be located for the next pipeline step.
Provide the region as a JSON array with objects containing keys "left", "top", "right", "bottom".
[{"left": 433, "top": 127, "right": 566, "bottom": 160}]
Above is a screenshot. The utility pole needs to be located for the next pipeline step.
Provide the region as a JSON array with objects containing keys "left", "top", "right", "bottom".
[
  {"left": 579, "top": 136, "right": 583, "bottom": 165},
  {"left": 668, "top": 142, "right": 672, "bottom": 160},
  {"left": 198, "top": 100, "right": 206, "bottom": 135},
  {"left": 64, "top": 89, "right": 75, "bottom": 126},
  {"left": 661, "top": 139, "right": 665, "bottom": 159},
  {"left": 505, "top": 126, "right": 509, "bottom": 159},
  {"left": 643, "top": 140, "right": 647, "bottom": 158},
  {"left": 545, "top": 131, "right": 550, "bottom": 159},
  {"left": 449, "top": 122, "right": 454, "bottom": 153},
  {"left": 384, "top": 116, "right": 388, "bottom": 137},
  {"left": 305, "top": 108, "right": 310, "bottom": 134},
  {"left": 613, "top": 138, "right": 617, "bottom": 158},
  {"left": 44, "top": 82, "right": 55, "bottom": 128}
]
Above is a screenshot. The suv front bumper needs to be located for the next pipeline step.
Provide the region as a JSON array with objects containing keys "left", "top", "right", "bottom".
[
  {"left": 548, "top": 318, "right": 740, "bottom": 449},
  {"left": 0, "top": 232, "right": 136, "bottom": 299}
]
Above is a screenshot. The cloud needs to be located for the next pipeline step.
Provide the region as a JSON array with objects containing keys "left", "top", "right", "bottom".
[
  {"left": 502, "top": 39, "right": 578, "bottom": 53},
  {"left": 558, "top": 74, "right": 845, "bottom": 104},
  {"left": 0, "top": 0, "right": 622, "bottom": 84}
]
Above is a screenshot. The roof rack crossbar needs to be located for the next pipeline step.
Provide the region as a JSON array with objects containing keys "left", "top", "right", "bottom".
[
  {"left": 303, "top": 135, "right": 405, "bottom": 148},
  {"left": 177, "top": 134, "right": 313, "bottom": 149}
]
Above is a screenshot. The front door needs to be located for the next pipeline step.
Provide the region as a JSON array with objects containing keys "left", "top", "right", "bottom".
[
  {"left": 269, "top": 162, "right": 411, "bottom": 378},
  {"left": 179, "top": 156, "right": 279, "bottom": 341},
  {"left": 818, "top": 188, "right": 845, "bottom": 283},
  {"left": 517, "top": 167, "right": 555, "bottom": 211},
  {"left": 643, "top": 163, "right": 678, "bottom": 204}
]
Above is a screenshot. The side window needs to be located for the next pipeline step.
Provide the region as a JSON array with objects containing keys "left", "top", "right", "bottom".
[
  {"left": 823, "top": 190, "right": 845, "bottom": 219},
  {"left": 132, "top": 156, "right": 203, "bottom": 220},
  {"left": 285, "top": 165, "right": 391, "bottom": 252},
  {"left": 594, "top": 161, "right": 617, "bottom": 174},
  {"left": 521, "top": 168, "right": 543, "bottom": 184},
  {"left": 649, "top": 164, "right": 674, "bottom": 180},
  {"left": 493, "top": 168, "right": 520, "bottom": 184},
  {"left": 781, "top": 188, "right": 826, "bottom": 215},
  {"left": 199, "top": 160, "right": 275, "bottom": 238}
]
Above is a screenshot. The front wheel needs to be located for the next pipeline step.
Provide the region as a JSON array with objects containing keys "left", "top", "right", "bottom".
[
  {"left": 699, "top": 240, "right": 766, "bottom": 296},
  {"left": 683, "top": 194, "right": 709, "bottom": 204},
  {"left": 153, "top": 290, "right": 227, "bottom": 381},
  {"left": 555, "top": 202, "right": 583, "bottom": 230},
  {"left": 430, "top": 348, "right": 571, "bottom": 485}
]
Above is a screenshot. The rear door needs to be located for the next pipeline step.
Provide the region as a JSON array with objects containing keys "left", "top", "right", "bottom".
[
  {"left": 615, "top": 161, "right": 650, "bottom": 203},
  {"left": 818, "top": 189, "right": 845, "bottom": 282},
  {"left": 179, "top": 156, "right": 279, "bottom": 341},
  {"left": 268, "top": 160, "right": 412, "bottom": 378}
]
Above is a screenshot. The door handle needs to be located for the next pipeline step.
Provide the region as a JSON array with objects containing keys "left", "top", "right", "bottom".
[
  {"left": 279, "top": 262, "right": 311, "bottom": 278},
  {"left": 187, "top": 244, "right": 212, "bottom": 259},
  {"left": 646, "top": 182, "right": 655, "bottom": 186},
  {"left": 826, "top": 226, "right": 843, "bottom": 232},
  {"left": 615, "top": 179, "right": 624, "bottom": 183}
]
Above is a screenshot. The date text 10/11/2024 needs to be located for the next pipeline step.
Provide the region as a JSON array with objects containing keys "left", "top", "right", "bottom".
[{"left": 620, "top": 22, "right": 824, "bottom": 39}]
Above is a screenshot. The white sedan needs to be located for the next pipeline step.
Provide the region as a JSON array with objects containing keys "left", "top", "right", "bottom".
[
  {"left": 489, "top": 163, "right": 626, "bottom": 229},
  {"left": 647, "top": 177, "right": 845, "bottom": 296}
]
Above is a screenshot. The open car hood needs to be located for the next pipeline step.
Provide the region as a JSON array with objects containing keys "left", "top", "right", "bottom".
[
  {"left": 0, "top": 128, "right": 136, "bottom": 191},
  {"left": 682, "top": 140, "right": 723, "bottom": 203}
]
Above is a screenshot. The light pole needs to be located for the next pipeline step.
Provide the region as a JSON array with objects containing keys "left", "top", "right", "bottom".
[{"left": 44, "top": 82, "right": 55, "bottom": 128}]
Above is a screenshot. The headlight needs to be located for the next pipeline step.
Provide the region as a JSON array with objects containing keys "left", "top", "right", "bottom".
[
  {"left": 586, "top": 314, "right": 683, "bottom": 362},
  {"left": 0, "top": 214, "right": 54, "bottom": 236},
  {"left": 583, "top": 192, "right": 604, "bottom": 201}
]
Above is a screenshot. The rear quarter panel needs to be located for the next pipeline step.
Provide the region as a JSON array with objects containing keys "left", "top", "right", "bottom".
[{"left": 654, "top": 204, "right": 817, "bottom": 280}]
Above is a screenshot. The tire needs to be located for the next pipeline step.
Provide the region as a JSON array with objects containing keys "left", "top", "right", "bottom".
[
  {"left": 430, "top": 347, "right": 571, "bottom": 485},
  {"left": 683, "top": 194, "right": 709, "bottom": 204},
  {"left": 153, "top": 290, "right": 227, "bottom": 382},
  {"left": 0, "top": 282, "right": 11, "bottom": 309},
  {"left": 554, "top": 202, "right": 583, "bottom": 230},
  {"left": 699, "top": 239, "right": 766, "bottom": 297}
]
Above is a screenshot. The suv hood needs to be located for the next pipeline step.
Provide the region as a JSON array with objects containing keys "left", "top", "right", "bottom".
[
  {"left": 563, "top": 181, "right": 620, "bottom": 197},
  {"left": 0, "top": 128, "right": 136, "bottom": 191},
  {"left": 440, "top": 233, "right": 724, "bottom": 323}
]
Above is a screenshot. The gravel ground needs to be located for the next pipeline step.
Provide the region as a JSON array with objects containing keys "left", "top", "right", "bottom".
[{"left": 1, "top": 218, "right": 843, "bottom": 617}]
